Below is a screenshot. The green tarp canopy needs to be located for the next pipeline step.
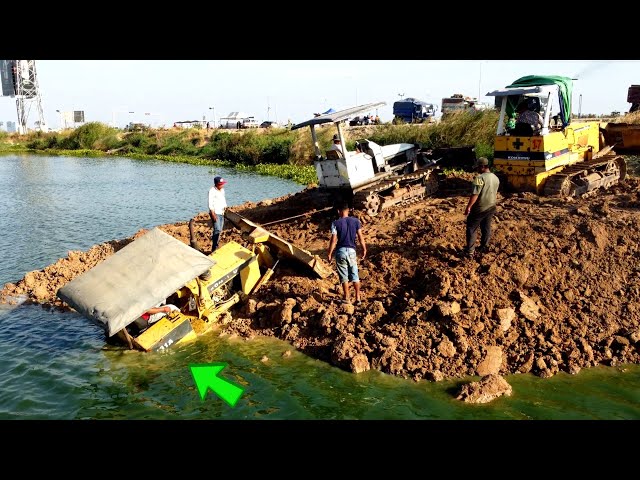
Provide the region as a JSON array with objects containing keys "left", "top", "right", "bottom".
[{"left": 506, "top": 75, "right": 573, "bottom": 127}]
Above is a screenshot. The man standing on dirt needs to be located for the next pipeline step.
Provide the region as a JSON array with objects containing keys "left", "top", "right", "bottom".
[
  {"left": 463, "top": 157, "right": 499, "bottom": 258},
  {"left": 208, "top": 176, "right": 228, "bottom": 252},
  {"left": 327, "top": 202, "right": 367, "bottom": 305}
]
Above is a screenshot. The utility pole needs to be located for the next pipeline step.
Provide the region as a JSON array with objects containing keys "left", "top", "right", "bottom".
[
  {"left": 478, "top": 61, "right": 482, "bottom": 101},
  {"left": 579, "top": 94, "right": 582, "bottom": 118}
]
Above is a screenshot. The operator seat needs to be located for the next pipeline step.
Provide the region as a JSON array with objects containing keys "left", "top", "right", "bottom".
[
  {"left": 512, "top": 122, "right": 534, "bottom": 136},
  {"left": 326, "top": 149, "right": 343, "bottom": 160}
]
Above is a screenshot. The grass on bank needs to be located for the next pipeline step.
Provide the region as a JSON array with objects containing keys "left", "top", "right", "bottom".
[
  {"left": 0, "top": 112, "right": 498, "bottom": 184},
  {"left": 3, "top": 112, "right": 639, "bottom": 179},
  {"left": 3, "top": 112, "right": 498, "bottom": 157}
]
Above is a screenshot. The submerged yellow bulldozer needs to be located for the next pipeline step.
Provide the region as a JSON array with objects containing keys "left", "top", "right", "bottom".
[
  {"left": 57, "top": 216, "right": 331, "bottom": 352},
  {"left": 486, "top": 75, "right": 638, "bottom": 196}
]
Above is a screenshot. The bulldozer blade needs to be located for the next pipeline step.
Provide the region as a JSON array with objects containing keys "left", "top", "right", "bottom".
[
  {"left": 225, "top": 210, "right": 333, "bottom": 279},
  {"left": 189, "top": 218, "right": 205, "bottom": 253},
  {"left": 251, "top": 259, "right": 279, "bottom": 295}
]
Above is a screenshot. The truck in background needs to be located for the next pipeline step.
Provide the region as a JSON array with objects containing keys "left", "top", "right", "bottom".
[
  {"left": 219, "top": 112, "right": 259, "bottom": 129},
  {"left": 392, "top": 97, "right": 437, "bottom": 124},
  {"left": 441, "top": 94, "right": 492, "bottom": 118}
]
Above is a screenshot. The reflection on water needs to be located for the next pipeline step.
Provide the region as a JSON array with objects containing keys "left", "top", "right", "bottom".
[{"left": 1, "top": 154, "right": 639, "bottom": 420}]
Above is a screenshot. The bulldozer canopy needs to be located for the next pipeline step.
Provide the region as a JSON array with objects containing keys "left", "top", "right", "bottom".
[
  {"left": 57, "top": 228, "right": 215, "bottom": 337},
  {"left": 292, "top": 102, "right": 386, "bottom": 130},
  {"left": 506, "top": 75, "right": 573, "bottom": 127}
]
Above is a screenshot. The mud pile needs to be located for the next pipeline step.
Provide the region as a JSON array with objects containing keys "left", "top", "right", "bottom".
[{"left": 3, "top": 176, "right": 640, "bottom": 382}]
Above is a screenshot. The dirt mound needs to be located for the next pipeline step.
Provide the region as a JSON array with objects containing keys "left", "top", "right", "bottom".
[{"left": 3, "top": 176, "right": 640, "bottom": 382}]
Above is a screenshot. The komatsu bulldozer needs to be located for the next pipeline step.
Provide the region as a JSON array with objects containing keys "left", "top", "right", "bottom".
[
  {"left": 57, "top": 221, "right": 331, "bottom": 352},
  {"left": 292, "top": 102, "right": 441, "bottom": 216},
  {"left": 486, "top": 75, "right": 628, "bottom": 197}
]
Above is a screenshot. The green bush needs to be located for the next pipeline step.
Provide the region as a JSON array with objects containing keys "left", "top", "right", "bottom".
[
  {"left": 93, "top": 134, "right": 122, "bottom": 152},
  {"left": 200, "top": 130, "right": 296, "bottom": 165},
  {"left": 22, "top": 131, "right": 61, "bottom": 150},
  {"left": 65, "top": 122, "right": 118, "bottom": 149},
  {"left": 473, "top": 141, "right": 494, "bottom": 161},
  {"left": 123, "top": 132, "right": 158, "bottom": 154},
  {"left": 26, "top": 134, "right": 60, "bottom": 150}
]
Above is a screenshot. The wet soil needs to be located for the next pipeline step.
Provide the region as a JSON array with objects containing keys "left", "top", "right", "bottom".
[{"left": 3, "top": 173, "right": 640, "bottom": 382}]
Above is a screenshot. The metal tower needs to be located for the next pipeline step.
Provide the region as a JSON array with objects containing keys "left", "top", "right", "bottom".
[{"left": 12, "top": 60, "right": 46, "bottom": 133}]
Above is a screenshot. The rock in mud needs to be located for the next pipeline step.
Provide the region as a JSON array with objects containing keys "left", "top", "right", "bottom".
[
  {"left": 32, "top": 285, "right": 50, "bottom": 302},
  {"left": 476, "top": 346, "right": 503, "bottom": 376},
  {"left": 331, "top": 333, "right": 362, "bottom": 369},
  {"left": 456, "top": 374, "right": 513, "bottom": 403},
  {"left": 495, "top": 308, "right": 515, "bottom": 332},
  {"left": 245, "top": 298, "right": 257, "bottom": 315},
  {"left": 437, "top": 337, "right": 456, "bottom": 357},
  {"left": 351, "top": 354, "right": 370, "bottom": 373},
  {"left": 427, "top": 370, "right": 444, "bottom": 382},
  {"left": 518, "top": 291, "right": 541, "bottom": 321},
  {"left": 434, "top": 301, "right": 461, "bottom": 318},
  {"left": 272, "top": 298, "right": 297, "bottom": 326}
]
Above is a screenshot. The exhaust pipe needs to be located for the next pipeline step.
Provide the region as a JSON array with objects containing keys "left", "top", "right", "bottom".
[{"left": 189, "top": 218, "right": 203, "bottom": 253}]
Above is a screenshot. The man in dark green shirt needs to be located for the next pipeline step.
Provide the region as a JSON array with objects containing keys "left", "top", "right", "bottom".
[{"left": 463, "top": 157, "right": 500, "bottom": 257}]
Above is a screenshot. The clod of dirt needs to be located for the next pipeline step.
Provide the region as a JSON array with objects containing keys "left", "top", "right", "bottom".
[{"left": 456, "top": 374, "right": 513, "bottom": 403}]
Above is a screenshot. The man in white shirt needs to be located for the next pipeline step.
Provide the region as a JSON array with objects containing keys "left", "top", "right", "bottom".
[{"left": 208, "top": 176, "right": 228, "bottom": 251}]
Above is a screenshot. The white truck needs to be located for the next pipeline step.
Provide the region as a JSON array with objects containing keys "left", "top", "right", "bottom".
[{"left": 219, "top": 112, "right": 259, "bottom": 129}]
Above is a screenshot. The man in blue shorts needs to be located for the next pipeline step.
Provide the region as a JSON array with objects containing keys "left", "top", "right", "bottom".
[{"left": 327, "top": 202, "right": 367, "bottom": 305}]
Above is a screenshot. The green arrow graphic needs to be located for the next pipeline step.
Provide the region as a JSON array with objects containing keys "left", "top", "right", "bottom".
[{"left": 190, "top": 363, "right": 245, "bottom": 407}]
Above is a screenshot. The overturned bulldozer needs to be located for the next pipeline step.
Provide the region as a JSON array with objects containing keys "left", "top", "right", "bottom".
[{"left": 57, "top": 221, "right": 331, "bottom": 352}]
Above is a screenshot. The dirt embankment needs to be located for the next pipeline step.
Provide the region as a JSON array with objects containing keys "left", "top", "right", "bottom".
[{"left": 3, "top": 175, "right": 640, "bottom": 382}]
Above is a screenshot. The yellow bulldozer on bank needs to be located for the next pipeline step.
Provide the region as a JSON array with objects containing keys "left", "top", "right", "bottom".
[{"left": 486, "top": 75, "right": 640, "bottom": 196}]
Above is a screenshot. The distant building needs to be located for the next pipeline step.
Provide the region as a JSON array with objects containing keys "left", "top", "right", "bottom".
[
  {"left": 6, "top": 121, "right": 16, "bottom": 133},
  {"left": 173, "top": 120, "right": 204, "bottom": 129}
]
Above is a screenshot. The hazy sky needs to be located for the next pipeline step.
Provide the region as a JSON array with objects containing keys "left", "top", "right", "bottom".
[{"left": 1, "top": 60, "right": 638, "bottom": 129}]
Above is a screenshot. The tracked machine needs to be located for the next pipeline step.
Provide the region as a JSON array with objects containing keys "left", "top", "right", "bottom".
[
  {"left": 292, "top": 102, "right": 441, "bottom": 216},
  {"left": 486, "top": 75, "right": 628, "bottom": 197},
  {"left": 56, "top": 224, "right": 331, "bottom": 352}
]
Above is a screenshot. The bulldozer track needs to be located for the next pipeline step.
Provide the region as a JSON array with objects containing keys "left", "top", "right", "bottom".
[
  {"left": 543, "top": 154, "right": 627, "bottom": 197},
  {"left": 353, "top": 168, "right": 439, "bottom": 216}
]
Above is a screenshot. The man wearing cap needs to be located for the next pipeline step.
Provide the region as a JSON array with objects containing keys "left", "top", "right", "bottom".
[
  {"left": 327, "top": 134, "right": 344, "bottom": 157},
  {"left": 463, "top": 157, "right": 499, "bottom": 258},
  {"left": 208, "top": 176, "right": 228, "bottom": 252}
]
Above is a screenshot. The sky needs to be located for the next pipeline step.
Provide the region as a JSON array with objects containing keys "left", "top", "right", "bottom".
[{"left": 1, "top": 60, "right": 639, "bottom": 130}]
